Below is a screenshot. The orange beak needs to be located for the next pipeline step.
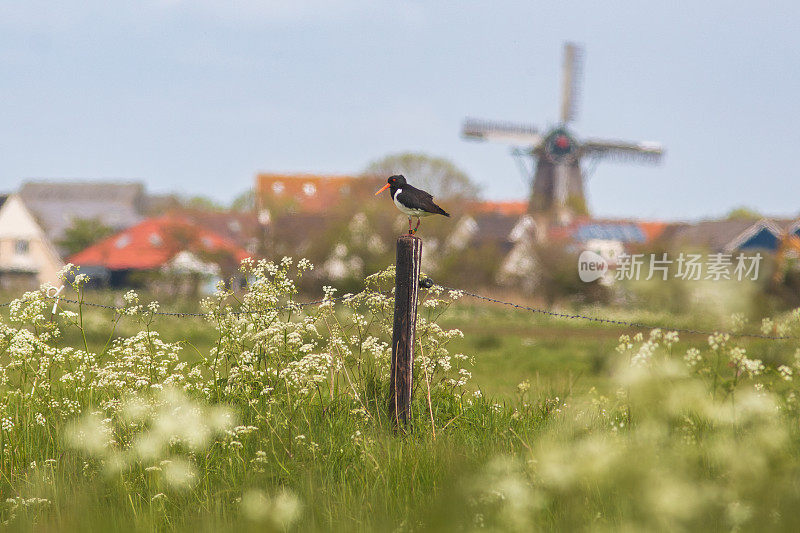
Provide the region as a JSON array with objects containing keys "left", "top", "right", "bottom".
[{"left": 375, "top": 183, "right": 391, "bottom": 195}]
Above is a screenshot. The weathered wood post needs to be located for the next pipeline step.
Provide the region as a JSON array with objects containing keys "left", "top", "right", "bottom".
[{"left": 389, "top": 234, "right": 422, "bottom": 427}]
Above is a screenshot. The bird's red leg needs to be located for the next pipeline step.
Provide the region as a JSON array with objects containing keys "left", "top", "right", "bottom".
[
  {"left": 408, "top": 218, "right": 413, "bottom": 234},
  {"left": 413, "top": 218, "right": 421, "bottom": 234}
]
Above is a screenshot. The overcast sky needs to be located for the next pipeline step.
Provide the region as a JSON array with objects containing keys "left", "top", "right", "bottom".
[{"left": 1, "top": 1, "right": 798, "bottom": 220}]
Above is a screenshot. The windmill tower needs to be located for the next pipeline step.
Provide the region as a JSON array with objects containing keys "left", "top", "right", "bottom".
[{"left": 462, "top": 42, "right": 664, "bottom": 225}]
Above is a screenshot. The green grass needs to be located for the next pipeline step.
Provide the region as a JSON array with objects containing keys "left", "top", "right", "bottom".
[{"left": 2, "top": 276, "right": 800, "bottom": 532}]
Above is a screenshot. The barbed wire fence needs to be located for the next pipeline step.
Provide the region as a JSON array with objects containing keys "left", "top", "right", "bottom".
[
  {"left": 0, "top": 280, "right": 796, "bottom": 341},
  {"left": 437, "top": 286, "right": 796, "bottom": 341}
]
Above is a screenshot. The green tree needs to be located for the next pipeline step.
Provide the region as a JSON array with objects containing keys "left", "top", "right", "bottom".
[
  {"left": 57, "top": 217, "right": 115, "bottom": 255},
  {"left": 363, "top": 152, "right": 481, "bottom": 200},
  {"left": 182, "top": 195, "right": 226, "bottom": 211},
  {"left": 230, "top": 189, "right": 255, "bottom": 212},
  {"left": 726, "top": 206, "right": 762, "bottom": 221}
]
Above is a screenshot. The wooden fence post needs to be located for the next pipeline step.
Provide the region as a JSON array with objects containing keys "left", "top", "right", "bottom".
[{"left": 389, "top": 234, "right": 422, "bottom": 427}]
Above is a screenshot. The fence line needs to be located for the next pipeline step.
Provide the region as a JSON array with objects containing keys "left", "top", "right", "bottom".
[
  {"left": 437, "top": 285, "right": 797, "bottom": 341},
  {"left": 0, "top": 284, "right": 796, "bottom": 341}
]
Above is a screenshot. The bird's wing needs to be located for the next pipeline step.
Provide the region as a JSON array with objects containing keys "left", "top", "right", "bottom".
[
  {"left": 406, "top": 184, "right": 434, "bottom": 200},
  {"left": 397, "top": 189, "right": 448, "bottom": 216}
]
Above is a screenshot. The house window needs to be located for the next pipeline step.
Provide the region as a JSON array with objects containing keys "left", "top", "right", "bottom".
[
  {"left": 115, "top": 235, "right": 131, "bottom": 249},
  {"left": 15, "top": 240, "right": 29, "bottom": 255},
  {"left": 272, "top": 182, "right": 285, "bottom": 194},
  {"left": 149, "top": 233, "right": 163, "bottom": 246},
  {"left": 303, "top": 183, "right": 317, "bottom": 196}
]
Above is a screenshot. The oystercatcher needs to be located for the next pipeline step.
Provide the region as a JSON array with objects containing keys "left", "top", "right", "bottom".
[{"left": 375, "top": 175, "right": 450, "bottom": 234}]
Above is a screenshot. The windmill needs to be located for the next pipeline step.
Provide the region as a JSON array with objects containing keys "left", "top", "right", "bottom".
[{"left": 462, "top": 42, "right": 664, "bottom": 224}]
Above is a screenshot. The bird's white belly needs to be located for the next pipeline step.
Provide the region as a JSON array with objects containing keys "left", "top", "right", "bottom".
[{"left": 393, "top": 189, "right": 432, "bottom": 217}]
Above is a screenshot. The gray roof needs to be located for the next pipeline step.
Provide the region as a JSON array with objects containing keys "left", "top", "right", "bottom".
[
  {"left": 142, "top": 193, "right": 181, "bottom": 215},
  {"left": 773, "top": 218, "right": 800, "bottom": 232},
  {"left": 177, "top": 209, "right": 261, "bottom": 249},
  {"left": 19, "top": 180, "right": 146, "bottom": 241},
  {"left": 666, "top": 219, "right": 763, "bottom": 252},
  {"left": 471, "top": 213, "right": 520, "bottom": 242}
]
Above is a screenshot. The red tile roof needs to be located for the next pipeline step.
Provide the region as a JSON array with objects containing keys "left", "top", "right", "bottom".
[
  {"left": 67, "top": 216, "right": 250, "bottom": 270},
  {"left": 255, "top": 173, "right": 381, "bottom": 213}
]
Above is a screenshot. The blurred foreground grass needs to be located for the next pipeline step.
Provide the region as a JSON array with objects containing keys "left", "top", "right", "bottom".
[{"left": 1, "top": 282, "right": 799, "bottom": 532}]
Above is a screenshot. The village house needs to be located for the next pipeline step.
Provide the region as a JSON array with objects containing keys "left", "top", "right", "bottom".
[
  {"left": 67, "top": 216, "right": 250, "bottom": 294},
  {"left": 0, "top": 194, "right": 64, "bottom": 289},
  {"left": 549, "top": 218, "right": 668, "bottom": 264},
  {"left": 172, "top": 209, "right": 261, "bottom": 256},
  {"left": 446, "top": 212, "right": 525, "bottom": 254},
  {"left": 441, "top": 210, "right": 539, "bottom": 289},
  {"left": 255, "top": 173, "right": 382, "bottom": 220},
  {"left": 19, "top": 181, "right": 147, "bottom": 244},
  {"left": 497, "top": 215, "right": 542, "bottom": 292},
  {"left": 17, "top": 180, "right": 179, "bottom": 256},
  {"left": 663, "top": 218, "right": 790, "bottom": 254}
]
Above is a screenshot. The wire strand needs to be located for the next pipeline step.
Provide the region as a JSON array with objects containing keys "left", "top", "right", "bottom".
[{"left": 435, "top": 285, "right": 796, "bottom": 341}]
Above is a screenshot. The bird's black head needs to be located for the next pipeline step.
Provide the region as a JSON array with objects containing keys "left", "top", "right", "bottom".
[
  {"left": 388, "top": 175, "right": 406, "bottom": 187},
  {"left": 375, "top": 174, "right": 407, "bottom": 196}
]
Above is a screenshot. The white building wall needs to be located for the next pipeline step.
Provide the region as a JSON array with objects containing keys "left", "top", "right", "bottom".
[{"left": 0, "top": 195, "right": 64, "bottom": 286}]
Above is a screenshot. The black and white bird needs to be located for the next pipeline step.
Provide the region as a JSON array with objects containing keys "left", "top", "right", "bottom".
[{"left": 375, "top": 175, "right": 450, "bottom": 234}]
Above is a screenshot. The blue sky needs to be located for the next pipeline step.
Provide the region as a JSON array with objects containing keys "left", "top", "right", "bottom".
[{"left": 1, "top": 1, "right": 798, "bottom": 220}]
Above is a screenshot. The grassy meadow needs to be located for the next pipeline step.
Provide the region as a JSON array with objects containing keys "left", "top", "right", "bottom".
[{"left": 1, "top": 261, "right": 800, "bottom": 531}]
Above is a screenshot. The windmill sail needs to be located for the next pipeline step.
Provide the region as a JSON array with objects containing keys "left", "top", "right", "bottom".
[
  {"left": 582, "top": 139, "right": 664, "bottom": 163},
  {"left": 559, "top": 42, "right": 584, "bottom": 124},
  {"left": 462, "top": 118, "right": 542, "bottom": 147}
]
